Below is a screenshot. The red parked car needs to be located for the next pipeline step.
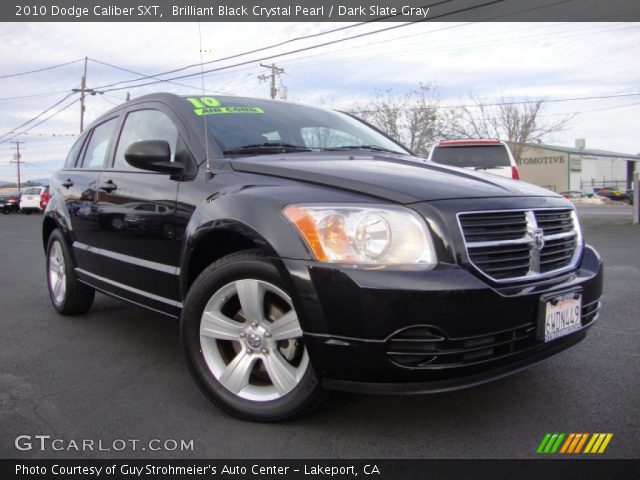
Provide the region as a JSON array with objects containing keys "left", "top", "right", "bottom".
[{"left": 39, "top": 186, "right": 50, "bottom": 210}]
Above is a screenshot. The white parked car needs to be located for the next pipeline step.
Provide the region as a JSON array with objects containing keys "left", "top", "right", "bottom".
[
  {"left": 19, "top": 186, "right": 47, "bottom": 214},
  {"left": 427, "top": 139, "right": 520, "bottom": 180}
]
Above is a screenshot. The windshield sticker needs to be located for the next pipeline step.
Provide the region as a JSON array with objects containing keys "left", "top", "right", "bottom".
[
  {"left": 186, "top": 97, "right": 221, "bottom": 108},
  {"left": 195, "top": 106, "right": 265, "bottom": 116},
  {"left": 186, "top": 97, "right": 264, "bottom": 116}
]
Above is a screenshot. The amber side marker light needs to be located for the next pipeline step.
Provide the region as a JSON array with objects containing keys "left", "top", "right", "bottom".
[{"left": 283, "top": 206, "right": 328, "bottom": 261}]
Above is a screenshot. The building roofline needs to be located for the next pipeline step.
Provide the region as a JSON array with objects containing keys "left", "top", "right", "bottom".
[{"left": 514, "top": 141, "right": 640, "bottom": 161}]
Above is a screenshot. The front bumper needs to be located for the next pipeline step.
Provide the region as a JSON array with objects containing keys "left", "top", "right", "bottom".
[{"left": 279, "top": 244, "right": 603, "bottom": 393}]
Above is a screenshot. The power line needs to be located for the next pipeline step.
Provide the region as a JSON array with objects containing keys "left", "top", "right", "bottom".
[
  {"left": 4, "top": 91, "right": 635, "bottom": 144},
  {"left": 538, "top": 100, "right": 640, "bottom": 117},
  {"left": 100, "top": 0, "right": 506, "bottom": 93},
  {"left": 21, "top": 161, "right": 56, "bottom": 174},
  {"left": 456, "top": 93, "right": 640, "bottom": 107},
  {"left": 0, "top": 92, "right": 77, "bottom": 141},
  {"left": 99, "top": 23, "right": 421, "bottom": 92},
  {"left": 0, "top": 58, "right": 83, "bottom": 80},
  {"left": 89, "top": 16, "right": 401, "bottom": 91},
  {"left": 88, "top": 58, "right": 227, "bottom": 94},
  {"left": 277, "top": 22, "right": 636, "bottom": 71},
  {"left": 0, "top": 97, "right": 80, "bottom": 145},
  {"left": 0, "top": 90, "right": 72, "bottom": 104},
  {"left": 13, "top": 134, "right": 78, "bottom": 143},
  {"left": 346, "top": 92, "right": 640, "bottom": 114}
]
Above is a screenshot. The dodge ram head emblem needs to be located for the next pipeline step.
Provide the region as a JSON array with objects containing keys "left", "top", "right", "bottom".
[{"left": 533, "top": 229, "right": 545, "bottom": 250}]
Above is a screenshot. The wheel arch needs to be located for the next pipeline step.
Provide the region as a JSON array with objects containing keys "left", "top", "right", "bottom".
[
  {"left": 42, "top": 215, "right": 58, "bottom": 251},
  {"left": 42, "top": 212, "right": 73, "bottom": 251},
  {"left": 41, "top": 187, "right": 75, "bottom": 251},
  {"left": 181, "top": 220, "right": 279, "bottom": 297}
]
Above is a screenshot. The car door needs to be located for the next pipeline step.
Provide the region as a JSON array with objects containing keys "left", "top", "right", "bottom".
[
  {"left": 57, "top": 116, "right": 119, "bottom": 275},
  {"left": 97, "top": 106, "right": 185, "bottom": 314}
]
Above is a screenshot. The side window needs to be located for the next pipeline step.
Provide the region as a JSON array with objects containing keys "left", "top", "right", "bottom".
[
  {"left": 113, "top": 110, "right": 179, "bottom": 170},
  {"left": 80, "top": 118, "right": 117, "bottom": 169},
  {"left": 64, "top": 135, "right": 86, "bottom": 168}
]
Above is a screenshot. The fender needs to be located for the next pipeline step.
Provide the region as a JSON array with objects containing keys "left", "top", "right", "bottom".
[
  {"left": 42, "top": 189, "right": 75, "bottom": 250},
  {"left": 179, "top": 187, "right": 315, "bottom": 299}
]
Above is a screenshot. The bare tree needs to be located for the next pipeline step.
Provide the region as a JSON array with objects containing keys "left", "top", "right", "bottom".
[
  {"left": 348, "top": 83, "right": 442, "bottom": 157},
  {"left": 444, "top": 95, "right": 573, "bottom": 161}
]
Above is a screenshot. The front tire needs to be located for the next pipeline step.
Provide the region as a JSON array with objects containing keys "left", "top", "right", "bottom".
[
  {"left": 181, "top": 250, "right": 324, "bottom": 421},
  {"left": 46, "top": 229, "right": 95, "bottom": 315}
]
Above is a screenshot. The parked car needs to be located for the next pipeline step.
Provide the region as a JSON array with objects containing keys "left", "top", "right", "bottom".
[
  {"left": 559, "top": 190, "right": 592, "bottom": 199},
  {"left": 20, "top": 186, "right": 47, "bottom": 214},
  {"left": 595, "top": 186, "right": 632, "bottom": 204},
  {"left": 427, "top": 139, "right": 520, "bottom": 180},
  {"left": 0, "top": 190, "right": 22, "bottom": 214},
  {"left": 43, "top": 93, "right": 603, "bottom": 421},
  {"left": 39, "top": 186, "right": 50, "bottom": 210},
  {"left": 0, "top": 190, "right": 21, "bottom": 214}
]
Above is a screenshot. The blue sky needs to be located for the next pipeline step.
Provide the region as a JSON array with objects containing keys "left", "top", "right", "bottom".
[{"left": 1, "top": 21, "right": 639, "bottom": 184}]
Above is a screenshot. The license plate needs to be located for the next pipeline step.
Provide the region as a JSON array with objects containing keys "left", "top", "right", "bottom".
[
  {"left": 538, "top": 291, "right": 582, "bottom": 342},
  {"left": 26, "top": 196, "right": 33, "bottom": 200}
]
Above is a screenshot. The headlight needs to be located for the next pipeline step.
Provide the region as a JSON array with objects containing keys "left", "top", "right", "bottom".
[{"left": 283, "top": 204, "right": 437, "bottom": 268}]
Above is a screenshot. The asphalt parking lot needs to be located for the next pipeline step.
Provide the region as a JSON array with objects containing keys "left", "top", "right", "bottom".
[{"left": 1, "top": 205, "right": 638, "bottom": 459}]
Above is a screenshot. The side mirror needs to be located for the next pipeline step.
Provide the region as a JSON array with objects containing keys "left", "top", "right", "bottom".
[{"left": 124, "top": 140, "right": 183, "bottom": 174}]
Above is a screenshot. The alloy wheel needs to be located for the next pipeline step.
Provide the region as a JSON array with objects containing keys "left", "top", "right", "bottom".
[
  {"left": 199, "top": 279, "right": 308, "bottom": 401},
  {"left": 48, "top": 241, "right": 66, "bottom": 305}
]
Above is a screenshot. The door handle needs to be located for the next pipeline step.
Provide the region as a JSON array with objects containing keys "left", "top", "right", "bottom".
[
  {"left": 99, "top": 180, "right": 118, "bottom": 193},
  {"left": 61, "top": 179, "right": 74, "bottom": 188}
]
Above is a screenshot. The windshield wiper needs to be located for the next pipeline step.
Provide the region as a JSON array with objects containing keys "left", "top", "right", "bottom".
[
  {"left": 323, "top": 145, "right": 404, "bottom": 154},
  {"left": 223, "top": 142, "right": 312, "bottom": 155}
]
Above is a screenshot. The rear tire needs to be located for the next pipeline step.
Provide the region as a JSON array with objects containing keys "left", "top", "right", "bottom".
[
  {"left": 181, "top": 250, "right": 325, "bottom": 421},
  {"left": 46, "top": 229, "right": 95, "bottom": 315}
]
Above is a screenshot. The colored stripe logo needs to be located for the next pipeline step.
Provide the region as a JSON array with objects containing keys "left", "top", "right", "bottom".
[{"left": 537, "top": 433, "right": 613, "bottom": 454}]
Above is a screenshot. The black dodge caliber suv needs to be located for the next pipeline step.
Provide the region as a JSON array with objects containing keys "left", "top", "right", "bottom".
[{"left": 43, "top": 93, "right": 603, "bottom": 421}]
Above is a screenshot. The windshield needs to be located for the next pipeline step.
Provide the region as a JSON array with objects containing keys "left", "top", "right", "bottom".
[
  {"left": 183, "top": 96, "right": 410, "bottom": 156},
  {"left": 431, "top": 145, "right": 511, "bottom": 168}
]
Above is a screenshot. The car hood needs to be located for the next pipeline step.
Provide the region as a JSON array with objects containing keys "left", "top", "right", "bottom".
[{"left": 230, "top": 152, "right": 558, "bottom": 204}]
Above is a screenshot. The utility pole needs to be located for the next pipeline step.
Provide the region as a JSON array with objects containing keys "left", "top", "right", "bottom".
[
  {"left": 9, "top": 141, "right": 23, "bottom": 189},
  {"left": 258, "top": 63, "right": 285, "bottom": 100},
  {"left": 78, "top": 56, "right": 88, "bottom": 132},
  {"left": 72, "top": 56, "right": 102, "bottom": 133}
]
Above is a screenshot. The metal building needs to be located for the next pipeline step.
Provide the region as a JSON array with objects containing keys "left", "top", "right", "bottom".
[{"left": 514, "top": 139, "right": 639, "bottom": 193}]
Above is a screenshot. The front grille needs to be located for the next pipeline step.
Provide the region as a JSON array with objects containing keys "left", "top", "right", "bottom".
[
  {"left": 458, "top": 208, "right": 581, "bottom": 282},
  {"left": 535, "top": 209, "right": 574, "bottom": 235},
  {"left": 387, "top": 302, "right": 599, "bottom": 369}
]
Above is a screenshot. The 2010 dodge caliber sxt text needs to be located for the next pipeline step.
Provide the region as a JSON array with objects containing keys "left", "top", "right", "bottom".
[{"left": 43, "top": 93, "right": 603, "bottom": 421}]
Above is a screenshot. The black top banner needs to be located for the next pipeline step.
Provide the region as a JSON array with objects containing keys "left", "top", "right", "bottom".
[{"left": 4, "top": 0, "right": 640, "bottom": 22}]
